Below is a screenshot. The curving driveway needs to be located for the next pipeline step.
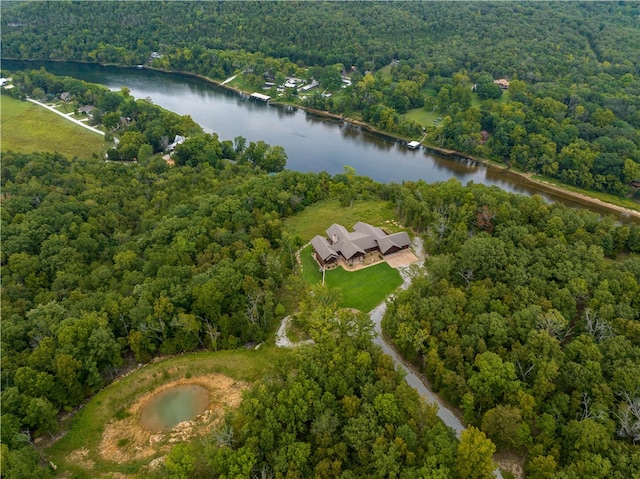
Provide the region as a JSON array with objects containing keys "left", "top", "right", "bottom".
[
  {"left": 26, "top": 98, "right": 105, "bottom": 136},
  {"left": 277, "top": 237, "right": 504, "bottom": 476},
  {"left": 370, "top": 299, "right": 466, "bottom": 436},
  {"left": 371, "top": 237, "right": 504, "bottom": 478}
]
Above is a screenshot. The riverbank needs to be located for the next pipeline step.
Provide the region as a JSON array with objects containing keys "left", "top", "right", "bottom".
[
  {"left": 497, "top": 167, "right": 640, "bottom": 221},
  {"left": 9, "top": 59, "right": 639, "bottom": 219},
  {"left": 205, "top": 71, "right": 640, "bottom": 220}
]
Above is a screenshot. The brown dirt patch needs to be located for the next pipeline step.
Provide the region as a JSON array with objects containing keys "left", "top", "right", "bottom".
[
  {"left": 66, "top": 447, "right": 95, "bottom": 470},
  {"left": 98, "top": 374, "right": 246, "bottom": 464},
  {"left": 495, "top": 450, "right": 525, "bottom": 479},
  {"left": 385, "top": 249, "right": 419, "bottom": 268}
]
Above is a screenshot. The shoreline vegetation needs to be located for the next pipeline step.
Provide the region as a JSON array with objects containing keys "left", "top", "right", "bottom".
[
  {"left": 145, "top": 64, "right": 640, "bottom": 220},
  {"left": 10, "top": 57, "right": 640, "bottom": 220}
]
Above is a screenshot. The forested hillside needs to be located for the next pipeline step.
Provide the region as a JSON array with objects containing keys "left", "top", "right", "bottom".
[
  {"left": 2, "top": 2, "right": 638, "bottom": 79},
  {"left": 0, "top": 148, "right": 333, "bottom": 473},
  {"left": 2, "top": 3, "right": 640, "bottom": 477},
  {"left": 384, "top": 180, "right": 640, "bottom": 477},
  {"left": 198, "top": 309, "right": 467, "bottom": 479},
  {"left": 3, "top": 151, "right": 640, "bottom": 477},
  {"left": 2, "top": 2, "right": 640, "bottom": 199},
  {"left": 2, "top": 151, "right": 640, "bottom": 476}
]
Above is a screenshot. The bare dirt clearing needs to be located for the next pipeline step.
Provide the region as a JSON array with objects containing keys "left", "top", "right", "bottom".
[{"left": 66, "top": 374, "right": 246, "bottom": 468}]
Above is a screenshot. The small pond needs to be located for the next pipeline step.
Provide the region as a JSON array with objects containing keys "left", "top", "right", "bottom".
[{"left": 139, "top": 384, "right": 210, "bottom": 432}]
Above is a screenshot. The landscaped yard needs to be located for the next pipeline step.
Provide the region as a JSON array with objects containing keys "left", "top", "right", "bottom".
[
  {"left": 299, "top": 244, "right": 402, "bottom": 312},
  {"left": 403, "top": 107, "right": 441, "bottom": 128},
  {"left": 403, "top": 90, "right": 510, "bottom": 128},
  {"left": 1, "top": 96, "right": 109, "bottom": 157}
]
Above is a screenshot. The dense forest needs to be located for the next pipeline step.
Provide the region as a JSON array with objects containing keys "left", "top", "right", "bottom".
[
  {"left": 384, "top": 180, "right": 640, "bottom": 477},
  {"left": 2, "top": 2, "right": 640, "bottom": 199},
  {"left": 0, "top": 148, "right": 335, "bottom": 476},
  {"left": 196, "top": 307, "right": 469, "bottom": 479},
  {"left": 3, "top": 2, "right": 640, "bottom": 477},
  {"left": 3, "top": 146, "right": 640, "bottom": 477}
]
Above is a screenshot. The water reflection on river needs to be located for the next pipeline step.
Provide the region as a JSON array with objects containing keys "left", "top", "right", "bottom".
[{"left": 4, "top": 59, "right": 637, "bottom": 222}]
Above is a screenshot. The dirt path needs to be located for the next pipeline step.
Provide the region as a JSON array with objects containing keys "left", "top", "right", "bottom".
[
  {"left": 275, "top": 315, "right": 314, "bottom": 348},
  {"left": 221, "top": 75, "right": 237, "bottom": 85}
]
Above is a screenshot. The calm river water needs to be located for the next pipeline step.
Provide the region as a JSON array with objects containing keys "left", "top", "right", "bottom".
[{"left": 4, "top": 59, "right": 636, "bottom": 220}]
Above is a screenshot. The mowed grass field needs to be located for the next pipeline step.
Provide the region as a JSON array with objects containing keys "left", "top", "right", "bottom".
[
  {"left": 283, "top": 198, "right": 399, "bottom": 242},
  {"left": 403, "top": 90, "right": 510, "bottom": 127},
  {"left": 299, "top": 244, "right": 402, "bottom": 312},
  {"left": 1, "top": 96, "right": 109, "bottom": 157}
]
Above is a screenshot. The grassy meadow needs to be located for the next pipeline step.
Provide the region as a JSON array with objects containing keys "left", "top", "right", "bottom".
[
  {"left": 46, "top": 348, "right": 287, "bottom": 476},
  {"left": 283, "top": 198, "right": 399, "bottom": 241},
  {"left": 1, "top": 96, "right": 108, "bottom": 157}
]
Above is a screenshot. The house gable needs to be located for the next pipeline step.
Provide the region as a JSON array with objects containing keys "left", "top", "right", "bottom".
[{"left": 311, "top": 222, "right": 410, "bottom": 266}]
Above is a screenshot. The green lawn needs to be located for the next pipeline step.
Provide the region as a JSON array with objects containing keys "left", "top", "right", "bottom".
[
  {"left": 299, "top": 244, "right": 402, "bottom": 312},
  {"left": 227, "top": 74, "right": 261, "bottom": 92},
  {"left": 289, "top": 199, "right": 407, "bottom": 311},
  {"left": 404, "top": 90, "right": 509, "bottom": 128},
  {"left": 284, "top": 198, "right": 399, "bottom": 241},
  {"left": 403, "top": 107, "right": 441, "bottom": 128},
  {"left": 1, "top": 96, "right": 108, "bottom": 157}
]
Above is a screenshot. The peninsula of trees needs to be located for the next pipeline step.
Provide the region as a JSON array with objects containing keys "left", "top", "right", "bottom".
[{"left": 3, "top": 144, "right": 640, "bottom": 477}]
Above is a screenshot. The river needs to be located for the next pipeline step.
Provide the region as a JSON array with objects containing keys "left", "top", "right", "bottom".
[{"left": 4, "top": 59, "right": 638, "bottom": 221}]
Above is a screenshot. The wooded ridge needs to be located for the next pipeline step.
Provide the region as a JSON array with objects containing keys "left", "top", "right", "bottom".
[{"left": 2, "top": 1, "right": 640, "bottom": 200}]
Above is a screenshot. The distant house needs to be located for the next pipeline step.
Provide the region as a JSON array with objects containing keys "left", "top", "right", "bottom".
[
  {"left": 78, "top": 105, "right": 95, "bottom": 119},
  {"left": 60, "top": 91, "right": 72, "bottom": 101},
  {"left": 311, "top": 222, "right": 411, "bottom": 267},
  {"left": 300, "top": 79, "right": 319, "bottom": 92},
  {"left": 494, "top": 79, "right": 510, "bottom": 89},
  {"left": 167, "top": 135, "right": 186, "bottom": 151}
]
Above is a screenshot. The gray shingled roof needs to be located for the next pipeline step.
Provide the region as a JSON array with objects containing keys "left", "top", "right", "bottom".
[
  {"left": 310, "top": 235, "right": 338, "bottom": 261},
  {"left": 387, "top": 231, "right": 411, "bottom": 248},
  {"left": 349, "top": 231, "right": 378, "bottom": 251},
  {"left": 336, "top": 238, "right": 365, "bottom": 260},
  {"left": 311, "top": 222, "right": 411, "bottom": 262},
  {"left": 326, "top": 224, "right": 350, "bottom": 244}
]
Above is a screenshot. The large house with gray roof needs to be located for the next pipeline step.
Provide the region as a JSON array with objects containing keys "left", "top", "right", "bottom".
[{"left": 310, "top": 222, "right": 411, "bottom": 267}]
